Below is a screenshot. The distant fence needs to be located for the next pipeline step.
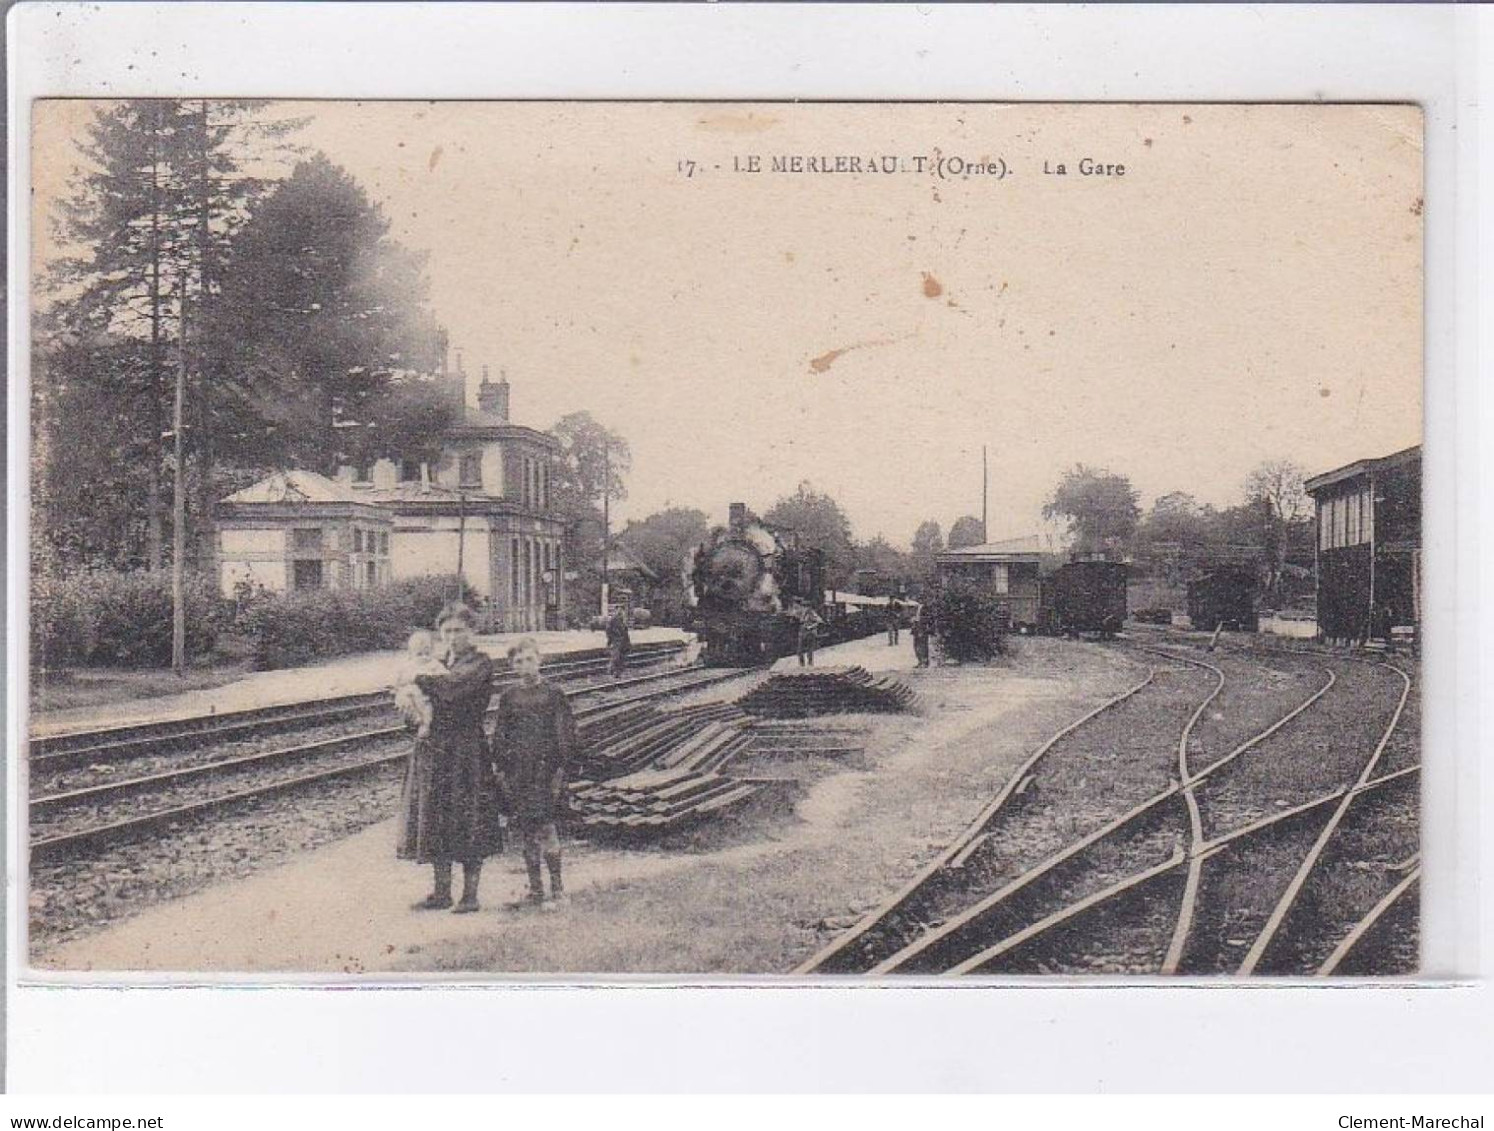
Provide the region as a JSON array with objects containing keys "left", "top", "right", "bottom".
[{"left": 1260, "top": 612, "right": 1318, "bottom": 639}]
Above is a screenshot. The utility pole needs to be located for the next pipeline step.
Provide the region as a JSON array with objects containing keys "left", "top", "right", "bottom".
[
  {"left": 455, "top": 490, "right": 467, "bottom": 604},
  {"left": 601, "top": 440, "right": 610, "bottom": 617},
  {"left": 982, "top": 445, "right": 988, "bottom": 543},
  {"left": 171, "top": 275, "right": 188, "bottom": 676}
]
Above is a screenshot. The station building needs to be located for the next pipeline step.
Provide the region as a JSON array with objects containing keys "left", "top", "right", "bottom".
[
  {"left": 1304, "top": 444, "right": 1421, "bottom": 644},
  {"left": 217, "top": 367, "right": 568, "bottom": 632},
  {"left": 934, "top": 535, "right": 1044, "bottom": 629}
]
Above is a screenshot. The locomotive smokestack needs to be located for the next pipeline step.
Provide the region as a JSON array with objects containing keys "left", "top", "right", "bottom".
[{"left": 729, "top": 502, "right": 747, "bottom": 530}]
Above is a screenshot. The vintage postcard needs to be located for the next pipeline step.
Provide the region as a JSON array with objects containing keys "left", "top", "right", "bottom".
[{"left": 23, "top": 100, "right": 1422, "bottom": 978}]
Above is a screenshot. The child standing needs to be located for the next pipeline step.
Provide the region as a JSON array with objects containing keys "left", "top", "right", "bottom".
[{"left": 491, "top": 637, "right": 579, "bottom": 911}]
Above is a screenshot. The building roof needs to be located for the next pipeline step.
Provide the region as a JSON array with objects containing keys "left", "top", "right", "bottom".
[
  {"left": 1304, "top": 445, "right": 1421, "bottom": 495},
  {"left": 221, "top": 470, "right": 366, "bottom": 506},
  {"left": 936, "top": 534, "right": 1044, "bottom": 562}
]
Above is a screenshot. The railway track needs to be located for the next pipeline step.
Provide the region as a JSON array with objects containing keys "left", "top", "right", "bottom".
[
  {"left": 28, "top": 639, "right": 689, "bottom": 776},
  {"left": 798, "top": 641, "right": 1417, "bottom": 976},
  {"left": 29, "top": 660, "right": 744, "bottom": 864}
]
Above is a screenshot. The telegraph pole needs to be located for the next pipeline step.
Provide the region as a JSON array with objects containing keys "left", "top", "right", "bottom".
[
  {"left": 601, "top": 440, "right": 610, "bottom": 617},
  {"left": 171, "top": 276, "right": 188, "bottom": 676},
  {"left": 455, "top": 490, "right": 466, "bottom": 604},
  {"left": 982, "top": 445, "right": 988, "bottom": 542}
]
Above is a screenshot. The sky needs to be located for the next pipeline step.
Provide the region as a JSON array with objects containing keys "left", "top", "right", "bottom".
[{"left": 33, "top": 101, "right": 1423, "bottom": 547}]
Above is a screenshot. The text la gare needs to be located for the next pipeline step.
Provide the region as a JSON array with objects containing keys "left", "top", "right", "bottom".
[{"left": 1045, "top": 158, "right": 1126, "bottom": 177}]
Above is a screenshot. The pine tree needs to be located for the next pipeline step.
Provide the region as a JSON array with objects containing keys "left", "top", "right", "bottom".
[
  {"left": 212, "top": 153, "right": 442, "bottom": 473},
  {"left": 39, "top": 99, "right": 304, "bottom": 570}
]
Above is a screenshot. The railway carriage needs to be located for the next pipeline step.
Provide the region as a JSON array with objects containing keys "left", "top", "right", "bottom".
[
  {"left": 1186, "top": 565, "right": 1261, "bottom": 633},
  {"left": 1040, "top": 560, "right": 1129, "bottom": 638}
]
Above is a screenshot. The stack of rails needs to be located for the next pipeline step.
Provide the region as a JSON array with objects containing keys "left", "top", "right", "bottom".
[
  {"left": 570, "top": 701, "right": 765, "bottom": 834},
  {"left": 743, "top": 719, "right": 867, "bottom": 760},
  {"left": 738, "top": 667, "right": 919, "bottom": 718}
]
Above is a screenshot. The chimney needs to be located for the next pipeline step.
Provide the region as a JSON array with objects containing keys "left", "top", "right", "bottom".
[
  {"left": 477, "top": 366, "right": 510, "bottom": 422},
  {"left": 729, "top": 502, "right": 747, "bottom": 530}
]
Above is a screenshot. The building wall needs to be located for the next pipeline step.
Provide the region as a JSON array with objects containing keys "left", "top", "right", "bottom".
[
  {"left": 389, "top": 516, "right": 494, "bottom": 598},
  {"left": 481, "top": 442, "right": 506, "bottom": 498},
  {"left": 1312, "top": 457, "right": 1421, "bottom": 641},
  {"left": 220, "top": 527, "right": 289, "bottom": 595},
  {"left": 219, "top": 518, "right": 393, "bottom": 596}
]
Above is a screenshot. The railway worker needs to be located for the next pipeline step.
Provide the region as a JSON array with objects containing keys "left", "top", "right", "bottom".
[
  {"left": 886, "top": 600, "right": 901, "bottom": 646},
  {"left": 491, "top": 636, "right": 580, "bottom": 911},
  {"left": 606, "top": 605, "right": 632, "bottom": 679},
  {"left": 797, "top": 607, "right": 824, "bottom": 666},
  {"left": 397, "top": 602, "right": 504, "bottom": 914},
  {"left": 911, "top": 611, "right": 931, "bottom": 667}
]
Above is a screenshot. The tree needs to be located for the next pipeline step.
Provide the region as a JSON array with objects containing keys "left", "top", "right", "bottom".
[
  {"left": 40, "top": 99, "right": 303, "bottom": 570},
  {"left": 851, "top": 535, "right": 915, "bottom": 597},
  {"left": 764, "top": 482, "right": 856, "bottom": 587},
  {"left": 618, "top": 507, "right": 711, "bottom": 624},
  {"left": 910, "top": 520, "right": 944, "bottom": 577},
  {"left": 1134, "top": 492, "right": 1213, "bottom": 582},
  {"left": 1042, "top": 465, "right": 1141, "bottom": 552},
  {"left": 947, "top": 515, "right": 987, "bottom": 550},
  {"left": 342, "top": 376, "right": 460, "bottom": 472},
  {"left": 1243, "top": 459, "right": 1308, "bottom": 600},
  {"left": 549, "top": 412, "right": 632, "bottom": 617},
  {"left": 210, "top": 154, "right": 440, "bottom": 473}
]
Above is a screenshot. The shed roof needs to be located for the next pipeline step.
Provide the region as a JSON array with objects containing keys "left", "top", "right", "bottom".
[
  {"left": 936, "top": 534, "right": 1044, "bottom": 563},
  {"left": 1304, "top": 445, "right": 1421, "bottom": 495}
]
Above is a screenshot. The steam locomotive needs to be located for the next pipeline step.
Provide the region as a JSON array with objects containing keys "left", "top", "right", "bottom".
[{"left": 683, "top": 503, "right": 826, "bottom": 666}]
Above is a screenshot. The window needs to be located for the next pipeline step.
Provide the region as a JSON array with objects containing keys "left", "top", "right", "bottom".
[
  {"left": 292, "top": 528, "right": 323, "bottom": 553},
  {"left": 353, "top": 528, "right": 364, "bottom": 553},
  {"left": 460, "top": 453, "right": 482, "bottom": 488},
  {"left": 991, "top": 563, "right": 1010, "bottom": 595},
  {"left": 512, "top": 538, "right": 520, "bottom": 603},
  {"left": 1346, "top": 493, "right": 1360, "bottom": 546},
  {"left": 366, "top": 560, "right": 377, "bottom": 587},
  {"left": 293, "top": 559, "right": 324, "bottom": 590},
  {"left": 379, "top": 532, "right": 389, "bottom": 555},
  {"left": 400, "top": 460, "right": 421, "bottom": 483},
  {"left": 1320, "top": 503, "right": 1331, "bottom": 551},
  {"left": 1361, "top": 488, "right": 1374, "bottom": 545}
]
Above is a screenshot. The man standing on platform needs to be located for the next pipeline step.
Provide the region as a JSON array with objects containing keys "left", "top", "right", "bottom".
[
  {"left": 797, "top": 606, "right": 824, "bottom": 667},
  {"left": 606, "top": 604, "right": 632, "bottom": 679}
]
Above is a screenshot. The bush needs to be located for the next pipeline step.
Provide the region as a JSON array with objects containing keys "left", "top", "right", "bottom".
[
  {"left": 240, "top": 575, "right": 475, "bottom": 670},
  {"left": 929, "top": 577, "right": 1008, "bottom": 662},
  {"left": 31, "top": 568, "right": 223, "bottom": 670}
]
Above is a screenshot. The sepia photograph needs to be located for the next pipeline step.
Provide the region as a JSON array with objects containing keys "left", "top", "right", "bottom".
[{"left": 22, "top": 99, "right": 1423, "bottom": 979}]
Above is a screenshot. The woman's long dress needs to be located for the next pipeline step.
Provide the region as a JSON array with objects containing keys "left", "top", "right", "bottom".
[{"left": 395, "top": 645, "right": 503, "bottom": 863}]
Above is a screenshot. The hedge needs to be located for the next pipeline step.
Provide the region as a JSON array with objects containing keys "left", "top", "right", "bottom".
[
  {"left": 31, "top": 568, "right": 223, "bottom": 669},
  {"left": 239, "top": 575, "right": 474, "bottom": 670},
  {"left": 929, "top": 576, "right": 1008, "bottom": 662}
]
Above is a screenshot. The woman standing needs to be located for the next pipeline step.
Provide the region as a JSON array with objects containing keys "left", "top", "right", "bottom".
[
  {"left": 396, "top": 603, "right": 502, "bottom": 913},
  {"left": 491, "top": 637, "right": 579, "bottom": 911}
]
